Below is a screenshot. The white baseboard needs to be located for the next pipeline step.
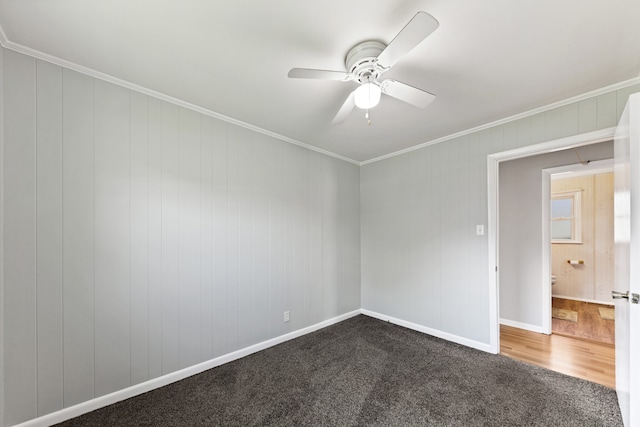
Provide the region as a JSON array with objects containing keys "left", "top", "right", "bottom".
[
  {"left": 361, "top": 310, "right": 494, "bottom": 354},
  {"left": 15, "top": 310, "right": 361, "bottom": 427},
  {"left": 499, "top": 318, "right": 545, "bottom": 334},
  {"left": 552, "top": 294, "right": 614, "bottom": 306}
]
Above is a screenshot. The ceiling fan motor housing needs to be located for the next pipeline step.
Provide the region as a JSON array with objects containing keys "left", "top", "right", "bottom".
[{"left": 345, "top": 40, "right": 387, "bottom": 84}]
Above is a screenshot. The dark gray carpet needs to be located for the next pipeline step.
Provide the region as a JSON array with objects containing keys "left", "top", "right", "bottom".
[{"left": 56, "top": 315, "right": 622, "bottom": 426}]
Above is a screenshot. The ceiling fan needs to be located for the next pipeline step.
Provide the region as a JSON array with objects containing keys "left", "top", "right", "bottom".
[{"left": 288, "top": 11, "right": 439, "bottom": 124}]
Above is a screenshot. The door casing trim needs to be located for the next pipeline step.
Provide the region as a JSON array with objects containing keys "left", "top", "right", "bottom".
[{"left": 487, "top": 127, "right": 616, "bottom": 353}]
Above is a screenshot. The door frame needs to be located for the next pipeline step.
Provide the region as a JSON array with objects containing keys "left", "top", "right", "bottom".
[{"left": 487, "top": 127, "right": 616, "bottom": 353}]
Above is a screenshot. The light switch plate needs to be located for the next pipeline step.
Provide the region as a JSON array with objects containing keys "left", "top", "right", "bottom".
[{"left": 476, "top": 225, "right": 484, "bottom": 236}]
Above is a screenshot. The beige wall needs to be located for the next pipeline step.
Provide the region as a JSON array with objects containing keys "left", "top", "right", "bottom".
[{"left": 551, "top": 172, "right": 614, "bottom": 304}]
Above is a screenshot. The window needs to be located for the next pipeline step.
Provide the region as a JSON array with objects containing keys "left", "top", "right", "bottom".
[{"left": 551, "top": 191, "right": 582, "bottom": 243}]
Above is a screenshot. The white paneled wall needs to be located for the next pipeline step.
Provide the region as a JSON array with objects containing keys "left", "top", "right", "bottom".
[
  {"left": 1, "top": 48, "right": 361, "bottom": 426},
  {"left": 361, "top": 134, "right": 490, "bottom": 344},
  {"left": 361, "top": 82, "right": 640, "bottom": 346}
]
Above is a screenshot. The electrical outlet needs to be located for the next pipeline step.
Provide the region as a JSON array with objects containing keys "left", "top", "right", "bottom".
[{"left": 284, "top": 311, "right": 290, "bottom": 323}]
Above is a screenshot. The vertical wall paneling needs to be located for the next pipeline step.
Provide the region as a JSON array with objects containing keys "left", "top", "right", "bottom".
[
  {"left": 290, "top": 146, "right": 308, "bottom": 330},
  {"left": 363, "top": 160, "right": 381, "bottom": 310},
  {"left": 320, "top": 156, "right": 338, "bottom": 321},
  {"left": 438, "top": 142, "right": 455, "bottom": 332},
  {"left": 561, "top": 102, "right": 580, "bottom": 137},
  {"left": 528, "top": 113, "right": 547, "bottom": 146},
  {"left": 282, "top": 144, "right": 297, "bottom": 333},
  {"left": 544, "top": 108, "right": 564, "bottom": 141},
  {"left": 237, "top": 127, "right": 254, "bottom": 348},
  {"left": 252, "top": 133, "right": 271, "bottom": 342},
  {"left": 401, "top": 155, "right": 415, "bottom": 318},
  {"left": 422, "top": 143, "right": 442, "bottom": 329},
  {"left": 303, "top": 151, "right": 315, "bottom": 322},
  {"left": 471, "top": 132, "right": 490, "bottom": 343},
  {"left": 411, "top": 148, "right": 427, "bottom": 324},
  {"left": 490, "top": 125, "right": 505, "bottom": 153},
  {"left": 341, "top": 159, "right": 361, "bottom": 313},
  {"left": 93, "top": 80, "right": 131, "bottom": 397},
  {"left": 35, "top": 59, "right": 64, "bottom": 416},
  {"left": 226, "top": 124, "right": 240, "bottom": 351},
  {"left": 502, "top": 121, "right": 518, "bottom": 149},
  {"left": 178, "top": 107, "right": 202, "bottom": 368},
  {"left": 596, "top": 92, "right": 618, "bottom": 129},
  {"left": 146, "top": 97, "right": 163, "bottom": 379},
  {"left": 516, "top": 115, "right": 535, "bottom": 148},
  {"left": 160, "top": 101, "right": 180, "bottom": 374},
  {"left": 280, "top": 141, "right": 294, "bottom": 331},
  {"left": 616, "top": 83, "right": 640, "bottom": 121},
  {"left": 62, "top": 68, "right": 95, "bottom": 407},
  {"left": 269, "top": 134, "right": 282, "bottom": 338},
  {"left": 200, "top": 116, "right": 215, "bottom": 361},
  {"left": 443, "top": 139, "right": 469, "bottom": 336},
  {"left": 594, "top": 173, "right": 615, "bottom": 302},
  {"left": 130, "top": 91, "right": 150, "bottom": 385},
  {"left": 307, "top": 154, "right": 323, "bottom": 324},
  {"left": 211, "top": 119, "right": 229, "bottom": 357},
  {"left": 301, "top": 150, "right": 312, "bottom": 326},
  {"left": 3, "top": 49, "right": 37, "bottom": 426},
  {"left": 579, "top": 98, "right": 598, "bottom": 133}
]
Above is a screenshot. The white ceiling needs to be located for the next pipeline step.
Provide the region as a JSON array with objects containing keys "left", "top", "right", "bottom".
[{"left": 1, "top": 0, "right": 639, "bottom": 162}]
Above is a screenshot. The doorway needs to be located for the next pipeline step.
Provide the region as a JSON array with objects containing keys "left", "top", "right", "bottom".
[
  {"left": 487, "top": 128, "right": 617, "bottom": 386},
  {"left": 545, "top": 160, "right": 615, "bottom": 346}
]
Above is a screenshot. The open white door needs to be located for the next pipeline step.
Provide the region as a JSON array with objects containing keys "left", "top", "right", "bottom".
[{"left": 613, "top": 92, "right": 640, "bottom": 427}]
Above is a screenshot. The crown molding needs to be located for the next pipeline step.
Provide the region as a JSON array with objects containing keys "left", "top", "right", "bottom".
[
  {"left": 361, "top": 76, "right": 640, "bottom": 165},
  {"left": 0, "top": 26, "right": 360, "bottom": 166}
]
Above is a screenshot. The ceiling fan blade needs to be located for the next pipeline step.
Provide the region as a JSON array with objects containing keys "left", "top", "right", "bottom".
[
  {"left": 380, "top": 80, "right": 435, "bottom": 108},
  {"left": 288, "top": 68, "right": 351, "bottom": 81},
  {"left": 376, "top": 11, "right": 439, "bottom": 70},
  {"left": 332, "top": 92, "right": 356, "bottom": 124}
]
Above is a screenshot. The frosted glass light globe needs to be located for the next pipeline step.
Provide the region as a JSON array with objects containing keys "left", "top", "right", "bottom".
[{"left": 354, "top": 83, "right": 381, "bottom": 109}]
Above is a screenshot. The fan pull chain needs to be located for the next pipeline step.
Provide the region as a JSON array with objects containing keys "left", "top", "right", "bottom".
[{"left": 366, "top": 109, "right": 371, "bottom": 126}]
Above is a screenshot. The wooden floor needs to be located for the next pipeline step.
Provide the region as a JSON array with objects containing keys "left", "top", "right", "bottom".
[
  {"left": 552, "top": 297, "right": 615, "bottom": 344},
  {"left": 500, "top": 325, "right": 615, "bottom": 389}
]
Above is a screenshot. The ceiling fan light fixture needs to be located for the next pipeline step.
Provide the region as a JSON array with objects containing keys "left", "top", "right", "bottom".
[
  {"left": 288, "top": 12, "right": 439, "bottom": 124},
  {"left": 354, "top": 82, "right": 381, "bottom": 110}
]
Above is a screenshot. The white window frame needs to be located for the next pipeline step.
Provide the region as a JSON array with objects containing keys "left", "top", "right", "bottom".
[{"left": 551, "top": 190, "right": 582, "bottom": 244}]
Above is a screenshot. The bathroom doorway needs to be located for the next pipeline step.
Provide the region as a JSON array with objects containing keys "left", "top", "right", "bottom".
[
  {"left": 544, "top": 159, "right": 615, "bottom": 345},
  {"left": 494, "top": 137, "right": 616, "bottom": 387}
]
